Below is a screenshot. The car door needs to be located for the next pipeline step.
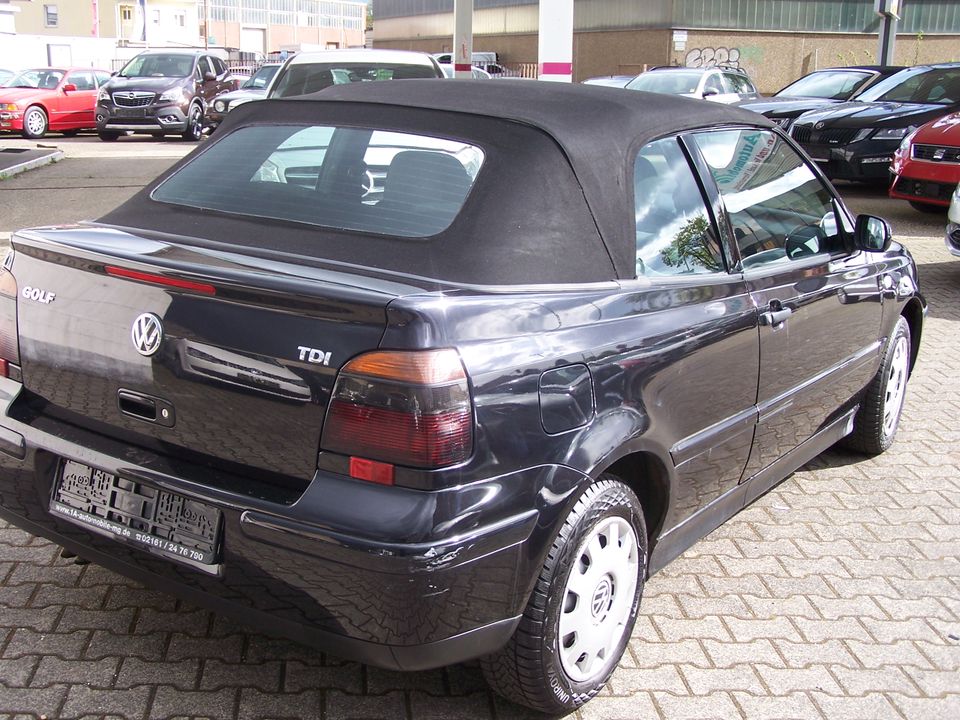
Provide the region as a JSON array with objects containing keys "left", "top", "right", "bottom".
[
  {"left": 689, "top": 127, "right": 885, "bottom": 479},
  {"left": 60, "top": 70, "right": 99, "bottom": 128},
  {"left": 619, "top": 135, "right": 759, "bottom": 531}
]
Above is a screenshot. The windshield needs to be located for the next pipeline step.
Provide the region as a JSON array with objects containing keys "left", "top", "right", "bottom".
[
  {"left": 119, "top": 53, "right": 195, "bottom": 78},
  {"left": 6, "top": 68, "right": 65, "bottom": 89},
  {"left": 153, "top": 124, "right": 484, "bottom": 238},
  {"left": 856, "top": 67, "right": 960, "bottom": 105},
  {"left": 269, "top": 62, "right": 440, "bottom": 98},
  {"left": 776, "top": 70, "right": 872, "bottom": 100},
  {"left": 626, "top": 71, "right": 701, "bottom": 95},
  {"left": 243, "top": 64, "right": 279, "bottom": 89}
]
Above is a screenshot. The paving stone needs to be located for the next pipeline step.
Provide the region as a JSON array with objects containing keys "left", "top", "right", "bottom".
[
  {"left": 148, "top": 686, "right": 237, "bottom": 720},
  {"left": 30, "top": 656, "right": 120, "bottom": 689},
  {"left": 60, "top": 685, "right": 152, "bottom": 719},
  {"left": 325, "top": 689, "right": 407, "bottom": 720},
  {"left": 199, "top": 659, "right": 282, "bottom": 692},
  {"left": 235, "top": 688, "right": 322, "bottom": 720},
  {"left": 730, "top": 691, "right": 823, "bottom": 720},
  {"left": 115, "top": 657, "right": 201, "bottom": 691},
  {"left": 2, "top": 629, "right": 89, "bottom": 660},
  {"left": 407, "top": 691, "right": 495, "bottom": 719}
]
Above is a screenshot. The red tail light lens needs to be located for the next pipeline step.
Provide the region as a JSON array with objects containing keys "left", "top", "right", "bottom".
[
  {"left": 321, "top": 349, "right": 473, "bottom": 470},
  {"left": 0, "top": 263, "right": 20, "bottom": 375}
]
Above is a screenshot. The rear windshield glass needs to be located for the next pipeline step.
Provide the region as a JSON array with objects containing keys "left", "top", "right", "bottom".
[
  {"left": 152, "top": 124, "right": 484, "bottom": 238},
  {"left": 270, "top": 62, "right": 439, "bottom": 97},
  {"left": 626, "top": 71, "right": 701, "bottom": 95}
]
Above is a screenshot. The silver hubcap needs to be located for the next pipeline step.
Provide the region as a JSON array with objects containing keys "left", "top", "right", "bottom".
[
  {"left": 883, "top": 335, "right": 909, "bottom": 437},
  {"left": 26, "top": 110, "right": 44, "bottom": 135},
  {"left": 558, "top": 516, "right": 639, "bottom": 683}
]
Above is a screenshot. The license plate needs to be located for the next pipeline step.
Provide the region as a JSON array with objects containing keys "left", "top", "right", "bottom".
[
  {"left": 113, "top": 108, "right": 145, "bottom": 118},
  {"left": 50, "top": 460, "right": 222, "bottom": 566}
]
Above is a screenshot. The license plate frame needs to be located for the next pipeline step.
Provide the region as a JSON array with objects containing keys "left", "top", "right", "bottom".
[
  {"left": 113, "top": 107, "right": 146, "bottom": 119},
  {"left": 49, "top": 460, "right": 222, "bottom": 568}
]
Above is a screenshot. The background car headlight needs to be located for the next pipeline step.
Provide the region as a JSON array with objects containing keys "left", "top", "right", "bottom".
[
  {"left": 97, "top": 88, "right": 109, "bottom": 103},
  {"left": 873, "top": 126, "right": 914, "bottom": 140},
  {"left": 214, "top": 100, "right": 226, "bottom": 113},
  {"left": 159, "top": 87, "right": 185, "bottom": 104},
  {"left": 898, "top": 128, "right": 919, "bottom": 153}
]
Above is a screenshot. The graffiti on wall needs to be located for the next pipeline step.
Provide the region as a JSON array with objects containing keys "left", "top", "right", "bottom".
[{"left": 685, "top": 47, "right": 741, "bottom": 69}]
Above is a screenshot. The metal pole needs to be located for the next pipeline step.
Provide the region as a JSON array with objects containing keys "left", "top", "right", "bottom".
[
  {"left": 538, "top": 0, "right": 573, "bottom": 82},
  {"left": 876, "top": 0, "right": 901, "bottom": 66},
  {"left": 204, "top": 0, "right": 209, "bottom": 50},
  {"left": 453, "top": 0, "right": 473, "bottom": 79}
]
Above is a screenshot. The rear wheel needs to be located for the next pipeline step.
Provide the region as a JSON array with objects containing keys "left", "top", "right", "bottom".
[
  {"left": 22, "top": 106, "right": 48, "bottom": 139},
  {"left": 909, "top": 200, "right": 945, "bottom": 214},
  {"left": 844, "top": 316, "right": 911, "bottom": 454},
  {"left": 481, "top": 476, "right": 647, "bottom": 714},
  {"left": 181, "top": 104, "right": 203, "bottom": 141}
]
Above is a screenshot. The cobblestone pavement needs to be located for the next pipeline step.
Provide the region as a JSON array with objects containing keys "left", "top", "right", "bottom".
[{"left": 1, "top": 225, "right": 959, "bottom": 718}]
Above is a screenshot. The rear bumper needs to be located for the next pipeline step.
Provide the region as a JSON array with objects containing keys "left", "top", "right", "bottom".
[{"left": 0, "top": 380, "right": 578, "bottom": 669}]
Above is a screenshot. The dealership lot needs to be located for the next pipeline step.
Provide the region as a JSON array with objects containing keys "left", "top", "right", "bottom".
[{"left": 0, "top": 135, "right": 957, "bottom": 719}]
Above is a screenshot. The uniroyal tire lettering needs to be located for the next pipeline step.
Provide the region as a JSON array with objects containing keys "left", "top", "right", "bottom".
[{"left": 21, "top": 286, "right": 56, "bottom": 304}]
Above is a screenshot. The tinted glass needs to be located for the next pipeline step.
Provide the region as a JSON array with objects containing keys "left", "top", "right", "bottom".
[
  {"left": 244, "top": 64, "right": 279, "bottom": 89},
  {"left": 704, "top": 73, "right": 724, "bottom": 95},
  {"left": 634, "top": 137, "right": 724, "bottom": 276},
  {"left": 693, "top": 129, "right": 844, "bottom": 269},
  {"left": 626, "top": 71, "right": 702, "bottom": 95},
  {"left": 724, "top": 73, "right": 755, "bottom": 94},
  {"left": 120, "top": 54, "right": 194, "bottom": 78},
  {"left": 776, "top": 70, "right": 872, "bottom": 99},
  {"left": 153, "top": 124, "right": 484, "bottom": 238},
  {"left": 270, "top": 62, "right": 440, "bottom": 98},
  {"left": 67, "top": 71, "right": 96, "bottom": 91},
  {"left": 857, "top": 67, "right": 960, "bottom": 105}
]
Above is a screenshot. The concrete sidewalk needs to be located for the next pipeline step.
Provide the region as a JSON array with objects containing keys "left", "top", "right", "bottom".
[{"left": 0, "top": 146, "right": 62, "bottom": 181}]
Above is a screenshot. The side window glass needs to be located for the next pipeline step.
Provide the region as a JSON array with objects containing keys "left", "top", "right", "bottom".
[
  {"left": 724, "top": 73, "right": 753, "bottom": 94},
  {"left": 693, "top": 129, "right": 845, "bottom": 270},
  {"left": 212, "top": 57, "right": 227, "bottom": 76},
  {"left": 199, "top": 57, "right": 214, "bottom": 78},
  {"left": 703, "top": 73, "right": 724, "bottom": 95},
  {"left": 633, "top": 137, "right": 725, "bottom": 277},
  {"left": 68, "top": 71, "right": 95, "bottom": 90},
  {"left": 95, "top": 72, "right": 112, "bottom": 87}
]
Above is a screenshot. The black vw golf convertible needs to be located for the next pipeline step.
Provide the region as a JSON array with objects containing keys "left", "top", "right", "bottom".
[{"left": 0, "top": 81, "right": 924, "bottom": 713}]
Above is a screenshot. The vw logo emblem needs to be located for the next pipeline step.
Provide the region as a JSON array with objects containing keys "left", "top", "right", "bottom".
[
  {"left": 131, "top": 313, "right": 163, "bottom": 356},
  {"left": 814, "top": 122, "right": 825, "bottom": 130},
  {"left": 591, "top": 577, "right": 613, "bottom": 618}
]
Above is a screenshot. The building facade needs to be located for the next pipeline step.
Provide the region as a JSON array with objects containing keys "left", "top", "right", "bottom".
[
  {"left": 0, "top": 0, "right": 365, "bottom": 70},
  {"left": 371, "top": 0, "right": 960, "bottom": 91}
]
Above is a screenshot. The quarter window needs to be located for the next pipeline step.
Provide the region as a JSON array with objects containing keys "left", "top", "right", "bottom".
[
  {"left": 693, "top": 129, "right": 845, "bottom": 269},
  {"left": 633, "top": 137, "right": 724, "bottom": 277}
]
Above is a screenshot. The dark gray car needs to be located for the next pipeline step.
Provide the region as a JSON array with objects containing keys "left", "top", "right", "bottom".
[
  {"left": 96, "top": 50, "right": 236, "bottom": 141},
  {"left": 0, "top": 80, "right": 924, "bottom": 714}
]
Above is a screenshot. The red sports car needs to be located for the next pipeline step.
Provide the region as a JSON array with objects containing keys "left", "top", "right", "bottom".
[
  {"left": 0, "top": 67, "right": 112, "bottom": 138},
  {"left": 890, "top": 111, "right": 960, "bottom": 212}
]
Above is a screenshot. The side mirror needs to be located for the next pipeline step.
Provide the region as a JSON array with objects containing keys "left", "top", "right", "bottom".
[
  {"left": 702, "top": 87, "right": 720, "bottom": 98},
  {"left": 62, "top": 83, "right": 77, "bottom": 93},
  {"left": 854, "top": 214, "right": 892, "bottom": 252},
  {"left": 203, "top": 71, "right": 216, "bottom": 82}
]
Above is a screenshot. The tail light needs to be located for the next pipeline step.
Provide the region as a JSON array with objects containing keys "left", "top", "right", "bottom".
[
  {"left": 320, "top": 349, "right": 473, "bottom": 477},
  {"left": 0, "top": 257, "right": 20, "bottom": 379}
]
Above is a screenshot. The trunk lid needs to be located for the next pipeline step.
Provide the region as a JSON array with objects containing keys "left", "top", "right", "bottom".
[{"left": 10, "top": 226, "right": 419, "bottom": 485}]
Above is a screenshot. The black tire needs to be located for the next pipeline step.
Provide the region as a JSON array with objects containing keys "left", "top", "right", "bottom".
[
  {"left": 21, "top": 106, "right": 48, "bottom": 139},
  {"left": 61, "top": 129, "right": 79, "bottom": 137},
  {"left": 181, "top": 104, "right": 203, "bottom": 141},
  {"left": 909, "top": 200, "right": 945, "bottom": 214},
  {"left": 98, "top": 131, "right": 121, "bottom": 142},
  {"left": 844, "top": 316, "right": 911, "bottom": 455},
  {"left": 151, "top": 132, "right": 165, "bottom": 140},
  {"left": 481, "top": 476, "right": 647, "bottom": 714}
]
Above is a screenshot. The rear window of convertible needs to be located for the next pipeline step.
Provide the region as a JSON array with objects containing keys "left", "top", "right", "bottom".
[{"left": 152, "top": 124, "right": 485, "bottom": 238}]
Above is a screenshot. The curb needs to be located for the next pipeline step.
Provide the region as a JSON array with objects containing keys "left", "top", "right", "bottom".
[{"left": 0, "top": 148, "right": 64, "bottom": 181}]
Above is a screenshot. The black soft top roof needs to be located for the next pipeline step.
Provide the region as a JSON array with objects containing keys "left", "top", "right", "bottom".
[
  {"left": 101, "top": 80, "right": 772, "bottom": 285},
  {"left": 314, "top": 80, "right": 773, "bottom": 278}
]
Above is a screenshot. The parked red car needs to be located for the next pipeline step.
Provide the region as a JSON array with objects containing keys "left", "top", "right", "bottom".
[
  {"left": 890, "top": 111, "right": 960, "bottom": 212},
  {"left": 0, "top": 67, "right": 112, "bottom": 139}
]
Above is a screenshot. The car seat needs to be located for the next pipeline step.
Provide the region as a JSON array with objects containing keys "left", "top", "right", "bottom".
[{"left": 376, "top": 151, "right": 473, "bottom": 235}]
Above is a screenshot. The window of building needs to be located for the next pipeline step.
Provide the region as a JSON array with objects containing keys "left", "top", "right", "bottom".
[
  {"left": 151, "top": 9, "right": 160, "bottom": 24},
  {"left": 44, "top": 4, "right": 58, "bottom": 27},
  {"left": 174, "top": 11, "right": 186, "bottom": 27},
  {"left": 120, "top": 6, "right": 132, "bottom": 21}
]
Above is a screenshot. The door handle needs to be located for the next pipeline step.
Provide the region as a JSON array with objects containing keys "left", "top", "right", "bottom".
[{"left": 761, "top": 301, "right": 793, "bottom": 326}]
